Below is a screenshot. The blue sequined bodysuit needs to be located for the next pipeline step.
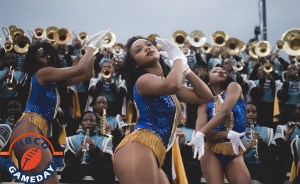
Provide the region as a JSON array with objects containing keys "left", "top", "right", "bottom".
[
  {"left": 17, "top": 75, "right": 60, "bottom": 135},
  {"left": 207, "top": 91, "right": 246, "bottom": 133},
  {"left": 206, "top": 91, "right": 246, "bottom": 166},
  {"left": 115, "top": 83, "right": 181, "bottom": 167}
]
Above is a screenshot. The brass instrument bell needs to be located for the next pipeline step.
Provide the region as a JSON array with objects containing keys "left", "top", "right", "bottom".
[
  {"left": 201, "top": 43, "right": 212, "bottom": 53},
  {"left": 147, "top": 33, "right": 160, "bottom": 42},
  {"left": 233, "top": 61, "right": 245, "bottom": 72},
  {"left": 45, "top": 26, "right": 58, "bottom": 42},
  {"left": 225, "top": 37, "right": 241, "bottom": 56},
  {"left": 102, "top": 32, "right": 116, "bottom": 48},
  {"left": 211, "top": 31, "right": 228, "bottom": 47},
  {"left": 102, "top": 69, "right": 111, "bottom": 79},
  {"left": 4, "top": 41, "right": 13, "bottom": 52},
  {"left": 187, "top": 30, "right": 206, "bottom": 47},
  {"left": 78, "top": 32, "right": 88, "bottom": 42},
  {"left": 54, "top": 28, "right": 72, "bottom": 45},
  {"left": 181, "top": 46, "right": 191, "bottom": 56},
  {"left": 263, "top": 63, "right": 273, "bottom": 73},
  {"left": 255, "top": 40, "right": 271, "bottom": 57},
  {"left": 248, "top": 41, "right": 258, "bottom": 59},
  {"left": 282, "top": 28, "right": 300, "bottom": 56},
  {"left": 34, "top": 27, "right": 45, "bottom": 39},
  {"left": 172, "top": 30, "right": 187, "bottom": 47},
  {"left": 13, "top": 34, "right": 31, "bottom": 54}
]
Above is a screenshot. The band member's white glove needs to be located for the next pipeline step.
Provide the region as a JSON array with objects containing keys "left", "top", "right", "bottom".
[
  {"left": 227, "top": 130, "right": 246, "bottom": 155},
  {"left": 155, "top": 37, "right": 185, "bottom": 66},
  {"left": 187, "top": 131, "right": 205, "bottom": 160},
  {"left": 86, "top": 29, "right": 111, "bottom": 49}
]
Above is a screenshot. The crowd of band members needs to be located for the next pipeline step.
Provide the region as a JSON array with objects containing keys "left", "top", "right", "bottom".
[{"left": 0, "top": 30, "right": 300, "bottom": 183}]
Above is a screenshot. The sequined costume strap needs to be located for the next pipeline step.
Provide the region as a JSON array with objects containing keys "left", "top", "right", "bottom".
[
  {"left": 17, "top": 112, "right": 48, "bottom": 136},
  {"left": 114, "top": 129, "right": 166, "bottom": 167}
]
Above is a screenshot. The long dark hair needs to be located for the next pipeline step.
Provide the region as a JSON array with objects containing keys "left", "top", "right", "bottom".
[
  {"left": 119, "top": 36, "right": 170, "bottom": 100},
  {"left": 23, "top": 42, "right": 67, "bottom": 106}
]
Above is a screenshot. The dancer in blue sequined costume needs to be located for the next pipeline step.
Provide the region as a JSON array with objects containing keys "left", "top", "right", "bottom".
[
  {"left": 113, "top": 36, "right": 212, "bottom": 184},
  {"left": 9, "top": 29, "right": 110, "bottom": 184},
  {"left": 189, "top": 67, "right": 251, "bottom": 183}
]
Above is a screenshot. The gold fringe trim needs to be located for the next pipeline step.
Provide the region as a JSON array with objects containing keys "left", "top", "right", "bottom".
[
  {"left": 205, "top": 141, "right": 244, "bottom": 156},
  {"left": 114, "top": 129, "right": 166, "bottom": 167},
  {"left": 18, "top": 112, "right": 48, "bottom": 136}
]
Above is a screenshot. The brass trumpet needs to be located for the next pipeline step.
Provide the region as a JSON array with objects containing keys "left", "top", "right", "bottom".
[
  {"left": 172, "top": 30, "right": 187, "bottom": 47},
  {"left": 102, "top": 69, "right": 111, "bottom": 79},
  {"left": 4, "top": 41, "right": 13, "bottom": 52},
  {"left": 187, "top": 30, "right": 206, "bottom": 47},
  {"left": 263, "top": 63, "right": 273, "bottom": 73},
  {"left": 233, "top": 61, "right": 245, "bottom": 72},
  {"left": 78, "top": 32, "right": 88, "bottom": 42},
  {"left": 54, "top": 28, "right": 72, "bottom": 45},
  {"left": 201, "top": 43, "right": 212, "bottom": 53},
  {"left": 275, "top": 40, "right": 286, "bottom": 51},
  {"left": 181, "top": 46, "right": 191, "bottom": 56},
  {"left": 282, "top": 28, "right": 300, "bottom": 56}
]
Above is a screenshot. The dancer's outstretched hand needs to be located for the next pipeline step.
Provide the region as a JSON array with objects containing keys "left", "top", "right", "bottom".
[
  {"left": 187, "top": 131, "right": 205, "bottom": 160},
  {"left": 227, "top": 130, "right": 246, "bottom": 155}
]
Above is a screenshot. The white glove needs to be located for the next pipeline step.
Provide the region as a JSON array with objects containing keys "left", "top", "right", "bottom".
[
  {"left": 155, "top": 37, "right": 183, "bottom": 66},
  {"left": 187, "top": 131, "right": 205, "bottom": 160},
  {"left": 181, "top": 53, "right": 190, "bottom": 72},
  {"left": 227, "top": 130, "right": 246, "bottom": 155},
  {"left": 86, "top": 29, "right": 111, "bottom": 49}
]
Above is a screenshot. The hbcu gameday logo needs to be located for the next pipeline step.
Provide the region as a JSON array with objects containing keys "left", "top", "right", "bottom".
[{"left": 0, "top": 133, "right": 63, "bottom": 184}]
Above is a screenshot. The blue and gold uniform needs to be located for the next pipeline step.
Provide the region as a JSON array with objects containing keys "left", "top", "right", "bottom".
[
  {"left": 115, "top": 84, "right": 181, "bottom": 167},
  {"left": 16, "top": 75, "right": 60, "bottom": 136},
  {"left": 205, "top": 91, "right": 246, "bottom": 165}
]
